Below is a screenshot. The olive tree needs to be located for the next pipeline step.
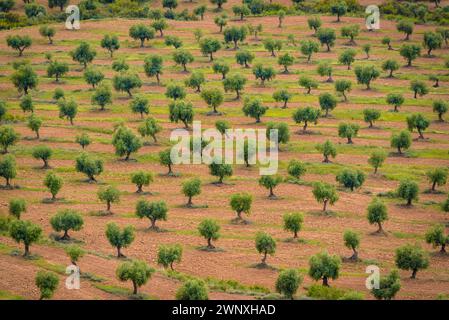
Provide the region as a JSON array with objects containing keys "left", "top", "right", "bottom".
[
  {"left": 300, "top": 39, "right": 319, "bottom": 62},
  {"left": 382, "top": 59, "right": 399, "bottom": 78},
  {"left": 308, "top": 251, "right": 341, "bottom": 286},
  {"left": 212, "top": 60, "right": 230, "bottom": 79},
  {"left": 6, "top": 35, "right": 32, "bottom": 56},
  {"left": 223, "top": 26, "right": 247, "bottom": 50},
  {"left": 336, "top": 168, "right": 365, "bottom": 191},
  {"left": 319, "top": 93, "right": 337, "bottom": 117},
  {"left": 75, "top": 153, "right": 104, "bottom": 182},
  {"left": 105, "top": 222, "right": 135, "bottom": 258},
  {"left": 338, "top": 122, "right": 359, "bottom": 144},
  {"left": 185, "top": 71, "right": 205, "bottom": 92},
  {"left": 65, "top": 245, "right": 84, "bottom": 266},
  {"left": 9, "top": 219, "right": 42, "bottom": 256},
  {"left": 198, "top": 219, "right": 220, "bottom": 249},
  {"left": 307, "top": 16, "right": 321, "bottom": 35},
  {"left": 44, "top": 172, "right": 63, "bottom": 200},
  {"left": 396, "top": 20, "right": 414, "bottom": 40},
  {"left": 116, "top": 260, "right": 155, "bottom": 295},
  {"left": 129, "top": 24, "right": 155, "bottom": 47},
  {"left": 101, "top": 35, "right": 120, "bottom": 58},
  {"left": 58, "top": 99, "right": 77, "bottom": 125},
  {"left": 273, "top": 89, "right": 292, "bottom": 109},
  {"left": 292, "top": 107, "right": 320, "bottom": 133},
  {"left": 423, "top": 31, "right": 442, "bottom": 56},
  {"left": 368, "top": 149, "right": 387, "bottom": 174},
  {"left": 354, "top": 65, "right": 380, "bottom": 90},
  {"left": 199, "top": 37, "right": 221, "bottom": 61},
  {"left": 0, "top": 125, "right": 19, "bottom": 153},
  {"left": 138, "top": 117, "right": 162, "bottom": 143},
  {"left": 252, "top": 64, "right": 276, "bottom": 86},
  {"left": 258, "top": 175, "right": 282, "bottom": 198},
  {"left": 157, "top": 244, "right": 182, "bottom": 270},
  {"left": 11, "top": 64, "right": 38, "bottom": 94},
  {"left": 299, "top": 76, "right": 318, "bottom": 94},
  {"left": 255, "top": 232, "right": 276, "bottom": 265},
  {"left": 390, "top": 130, "right": 411, "bottom": 154},
  {"left": 236, "top": 50, "right": 254, "bottom": 68},
  {"left": 399, "top": 44, "right": 421, "bottom": 67},
  {"left": 331, "top": 0, "right": 347, "bottom": 22},
  {"left": 144, "top": 55, "right": 163, "bottom": 84},
  {"left": 317, "top": 28, "right": 336, "bottom": 52},
  {"left": 182, "top": 178, "right": 201, "bottom": 207},
  {"left": 338, "top": 49, "right": 356, "bottom": 70},
  {"left": 242, "top": 97, "right": 267, "bottom": 123},
  {"left": 35, "top": 271, "right": 59, "bottom": 300},
  {"left": 50, "top": 209, "right": 83, "bottom": 240},
  {"left": 335, "top": 79, "right": 352, "bottom": 102},
  {"left": 283, "top": 212, "right": 303, "bottom": 239},
  {"left": 395, "top": 244, "right": 429, "bottom": 279},
  {"left": 343, "top": 230, "right": 360, "bottom": 261},
  {"left": 426, "top": 167, "right": 447, "bottom": 192},
  {"left": 276, "top": 269, "right": 302, "bottom": 300},
  {"left": 131, "top": 171, "right": 153, "bottom": 193},
  {"left": 433, "top": 100, "right": 448, "bottom": 121},
  {"left": 159, "top": 149, "right": 174, "bottom": 175},
  {"left": 98, "top": 185, "right": 120, "bottom": 213},
  {"left": 176, "top": 279, "right": 208, "bottom": 300},
  {"left": 312, "top": 182, "right": 339, "bottom": 211},
  {"left": 169, "top": 100, "right": 194, "bottom": 129},
  {"left": 9, "top": 198, "right": 26, "bottom": 219},
  {"left": 287, "top": 159, "right": 306, "bottom": 181},
  {"left": 84, "top": 67, "right": 104, "bottom": 89},
  {"left": 32, "top": 145, "right": 52, "bottom": 169},
  {"left": 135, "top": 199, "right": 168, "bottom": 229},
  {"left": 230, "top": 192, "right": 252, "bottom": 221},
  {"left": 70, "top": 42, "right": 96, "bottom": 69},
  {"left": 371, "top": 270, "right": 401, "bottom": 300},
  {"left": 173, "top": 49, "right": 194, "bottom": 72},
  {"left": 201, "top": 88, "right": 224, "bottom": 114},
  {"left": 406, "top": 113, "right": 429, "bottom": 139},
  {"left": 0, "top": 154, "right": 17, "bottom": 187},
  {"left": 47, "top": 60, "right": 68, "bottom": 82},
  {"left": 113, "top": 72, "right": 142, "bottom": 97},
  {"left": 397, "top": 179, "right": 419, "bottom": 206},
  {"left": 223, "top": 73, "right": 246, "bottom": 99},
  {"left": 316, "top": 140, "right": 337, "bottom": 163},
  {"left": 27, "top": 114, "right": 42, "bottom": 139},
  {"left": 209, "top": 162, "right": 233, "bottom": 184}
]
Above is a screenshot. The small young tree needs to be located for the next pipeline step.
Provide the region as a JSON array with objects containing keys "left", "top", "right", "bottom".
[
  {"left": 70, "top": 42, "right": 96, "bottom": 69},
  {"left": 131, "top": 171, "right": 153, "bottom": 193},
  {"left": 426, "top": 168, "right": 447, "bottom": 192},
  {"left": 312, "top": 182, "right": 339, "bottom": 211},
  {"left": 75, "top": 133, "right": 91, "bottom": 150},
  {"left": 11, "top": 65, "right": 38, "bottom": 95},
  {"left": 433, "top": 100, "right": 448, "bottom": 122},
  {"left": 6, "top": 35, "right": 32, "bottom": 56},
  {"left": 169, "top": 100, "right": 194, "bottom": 129},
  {"left": 32, "top": 145, "right": 52, "bottom": 169},
  {"left": 144, "top": 55, "right": 163, "bottom": 84},
  {"left": 363, "top": 44, "right": 371, "bottom": 59},
  {"left": 423, "top": 31, "right": 442, "bottom": 56},
  {"left": 112, "top": 126, "right": 142, "bottom": 161},
  {"left": 27, "top": 114, "right": 42, "bottom": 139},
  {"left": 176, "top": 279, "right": 208, "bottom": 300},
  {"left": 129, "top": 24, "right": 155, "bottom": 47},
  {"left": 338, "top": 122, "right": 359, "bottom": 144},
  {"left": 390, "top": 130, "right": 411, "bottom": 154},
  {"left": 300, "top": 39, "right": 319, "bottom": 63},
  {"left": 198, "top": 219, "right": 220, "bottom": 249},
  {"left": 9, "top": 219, "right": 42, "bottom": 256},
  {"left": 182, "top": 178, "right": 201, "bottom": 207},
  {"left": 58, "top": 99, "right": 78, "bottom": 125},
  {"left": 319, "top": 93, "right": 337, "bottom": 117},
  {"left": 371, "top": 270, "right": 401, "bottom": 300},
  {"left": 162, "top": 0, "right": 178, "bottom": 10},
  {"left": 209, "top": 163, "right": 233, "bottom": 184},
  {"left": 242, "top": 97, "right": 267, "bottom": 123},
  {"left": 343, "top": 230, "right": 360, "bottom": 261},
  {"left": 75, "top": 153, "right": 104, "bottom": 182},
  {"left": 53, "top": 88, "right": 64, "bottom": 101},
  {"left": 100, "top": 35, "right": 120, "bottom": 58},
  {"left": 399, "top": 44, "right": 421, "bottom": 67},
  {"left": 212, "top": 60, "right": 230, "bottom": 79},
  {"left": 259, "top": 175, "right": 282, "bottom": 198},
  {"left": 44, "top": 172, "right": 63, "bottom": 200},
  {"left": 223, "top": 73, "right": 247, "bottom": 99},
  {"left": 283, "top": 212, "right": 303, "bottom": 239},
  {"left": 406, "top": 113, "right": 429, "bottom": 139},
  {"left": 116, "top": 260, "right": 155, "bottom": 295},
  {"left": 363, "top": 109, "right": 381, "bottom": 128},
  {"left": 157, "top": 244, "right": 182, "bottom": 270},
  {"left": 336, "top": 168, "right": 365, "bottom": 191},
  {"left": 335, "top": 79, "right": 352, "bottom": 102},
  {"left": 35, "top": 271, "right": 59, "bottom": 300},
  {"left": 9, "top": 198, "right": 26, "bottom": 219},
  {"left": 395, "top": 244, "right": 429, "bottom": 279},
  {"left": 299, "top": 76, "right": 318, "bottom": 94},
  {"left": 308, "top": 251, "right": 341, "bottom": 286},
  {"left": 354, "top": 65, "right": 380, "bottom": 90},
  {"left": 98, "top": 185, "right": 120, "bottom": 213},
  {"left": 275, "top": 269, "right": 302, "bottom": 301},
  {"left": 173, "top": 49, "right": 194, "bottom": 72},
  {"left": 84, "top": 67, "right": 104, "bottom": 89},
  {"left": 396, "top": 20, "right": 414, "bottom": 41},
  {"left": 185, "top": 71, "right": 205, "bottom": 93},
  {"left": 287, "top": 159, "right": 306, "bottom": 181},
  {"left": 382, "top": 59, "right": 399, "bottom": 78},
  {"left": 338, "top": 49, "right": 356, "bottom": 70},
  {"left": 135, "top": 199, "right": 168, "bottom": 229},
  {"left": 20, "top": 94, "right": 34, "bottom": 114},
  {"left": 105, "top": 222, "right": 135, "bottom": 258},
  {"left": 317, "top": 28, "right": 336, "bottom": 52},
  {"left": 113, "top": 72, "right": 142, "bottom": 97},
  {"left": 382, "top": 37, "right": 393, "bottom": 50},
  {"left": 425, "top": 224, "right": 448, "bottom": 253},
  {"left": 151, "top": 19, "right": 168, "bottom": 37},
  {"left": 129, "top": 95, "right": 149, "bottom": 119},
  {"left": 317, "top": 62, "right": 333, "bottom": 82},
  {"left": 397, "top": 180, "right": 419, "bottom": 206},
  {"left": 0, "top": 154, "right": 17, "bottom": 187},
  {"left": 199, "top": 37, "right": 221, "bottom": 61},
  {"left": 316, "top": 140, "right": 337, "bottom": 163},
  {"left": 307, "top": 16, "right": 322, "bottom": 35},
  {"left": 0, "top": 126, "right": 18, "bottom": 154},
  {"left": 386, "top": 93, "right": 405, "bottom": 112},
  {"left": 273, "top": 90, "right": 292, "bottom": 109},
  {"left": 159, "top": 149, "right": 174, "bottom": 175},
  {"left": 50, "top": 209, "right": 83, "bottom": 240},
  {"left": 65, "top": 245, "right": 84, "bottom": 266},
  {"left": 138, "top": 117, "right": 162, "bottom": 143},
  {"left": 341, "top": 24, "right": 359, "bottom": 45},
  {"left": 47, "top": 60, "right": 68, "bottom": 82},
  {"left": 368, "top": 149, "right": 387, "bottom": 174},
  {"left": 255, "top": 232, "right": 276, "bottom": 265},
  {"left": 230, "top": 192, "right": 252, "bottom": 221}
]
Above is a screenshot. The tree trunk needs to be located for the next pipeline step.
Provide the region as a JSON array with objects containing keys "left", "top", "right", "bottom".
[
  {"left": 207, "top": 238, "right": 215, "bottom": 249},
  {"left": 407, "top": 198, "right": 412, "bottom": 206},
  {"left": 156, "top": 73, "right": 160, "bottom": 84},
  {"left": 377, "top": 222, "right": 383, "bottom": 233},
  {"left": 440, "top": 243, "right": 446, "bottom": 253},
  {"left": 323, "top": 199, "right": 328, "bottom": 211},
  {"left": 411, "top": 269, "right": 417, "bottom": 279},
  {"left": 137, "top": 185, "right": 143, "bottom": 193},
  {"left": 132, "top": 281, "right": 138, "bottom": 294},
  {"left": 261, "top": 251, "right": 267, "bottom": 264},
  {"left": 431, "top": 181, "right": 436, "bottom": 191},
  {"left": 303, "top": 122, "right": 308, "bottom": 132},
  {"left": 322, "top": 276, "right": 329, "bottom": 286},
  {"left": 187, "top": 196, "right": 192, "bottom": 206},
  {"left": 107, "top": 201, "right": 111, "bottom": 212},
  {"left": 150, "top": 218, "right": 156, "bottom": 229},
  {"left": 24, "top": 243, "right": 29, "bottom": 257},
  {"left": 168, "top": 163, "right": 172, "bottom": 175},
  {"left": 62, "top": 230, "right": 69, "bottom": 240},
  {"left": 269, "top": 187, "right": 274, "bottom": 198},
  {"left": 294, "top": 231, "right": 298, "bottom": 238}
]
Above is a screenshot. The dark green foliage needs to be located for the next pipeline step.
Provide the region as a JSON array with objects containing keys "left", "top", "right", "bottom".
[
  {"left": 308, "top": 251, "right": 341, "bottom": 286},
  {"left": 395, "top": 244, "right": 429, "bottom": 279},
  {"left": 136, "top": 199, "right": 168, "bottom": 229},
  {"left": 105, "top": 222, "right": 135, "bottom": 258},
  {"left": 50, "top": 209, "right": 83, "bottom": 240}
]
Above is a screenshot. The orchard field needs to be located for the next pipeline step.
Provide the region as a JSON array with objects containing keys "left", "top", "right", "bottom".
[{"left": 0, "top": 0, "right": 449, "bottom": 300}]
